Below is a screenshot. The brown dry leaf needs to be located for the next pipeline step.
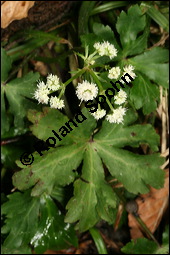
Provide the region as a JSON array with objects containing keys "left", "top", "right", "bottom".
[
  {"left": 30, "top": 60, "right": 49, "bottom": 76},
  {"left": 128, "top": 169, "right": 169, "bottom": 239},
  {"left": 1, "top": 1, "right": 35, "bottom": 28}
]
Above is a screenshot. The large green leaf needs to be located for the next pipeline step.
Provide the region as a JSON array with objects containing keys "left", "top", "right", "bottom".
[
  {"left": 130, "top": 74, "right": 160, "bottom": 114},
  {"left": 65, "top": 143, "right": 117, "bottom": 232},
  {"left": 1, "top": 191, "right": 40, "bottom": 250},
  {"left": 2, "top": 72, "right": 40, "bottom": 136},
  {"left": 129, "top": 47, "right": 169, "bottom": 88},
  {"left": 31, "top": 194, "right": 78, "bottom": 254},
  {"left": 116, "top": 5, "right": 147, "bottom": 56}
]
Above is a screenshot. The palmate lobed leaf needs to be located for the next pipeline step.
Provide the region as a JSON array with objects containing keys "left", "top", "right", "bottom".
[{"left": 13, "top": 105, "right": 164, "bottom": 231}]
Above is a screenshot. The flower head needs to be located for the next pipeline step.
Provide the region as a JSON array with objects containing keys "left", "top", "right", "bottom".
[
  {"left": 114, "top": 89, "right": 127, "bottom": 105},
  {"left": 49, "top": 96, "right": 65, "bottom": 109},
  {"left": 76, "top": 80, "right": 98, "bottom": 102},
  {"left": 106, "top": 106, "right": 127, "bottom": 124},
  {"left": 94, "top": 41, "right": 117, "bottom": 59},
  {"left": 46, "top": 74, "right": 61, "bottom": 91},
  {"left": 91, "top": 109, "right": 106, "bottom": 120},
  {"left": 108, "top": 67, "right": 121, "bottom": 79},
  {"left": 120, "top": 65, "right": 136, "bottom": 84},
  {"left": 34, "top": 81, "right": 49, "bottom": 104}
]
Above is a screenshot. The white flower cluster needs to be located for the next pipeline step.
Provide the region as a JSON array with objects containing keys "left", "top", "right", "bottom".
[
  {"left": 91, "top": 109, "right": 106, "bottom": 120},
  {"left": 76, "top": 80, "right": 98, "bottom": 102},
  {"left": 106, "top": 106, "right": 127, "bottom": 124},
  {"left": 120, "top": 64, "right": 136, "bottom": 83},
  {"left": 108, "top": 67, "right": 121, "bottom": 79},
  {"left": 33, "top": 74, "right": 64, "bottom": 109},
  {"left": 94, "top": 41, "right": 117, "bottom": 59},
  {"left": 108, "top": 64, "right": 136, "bottom": 83},
  {"left": 114, "top": 89, "right": 127, "bottom": 105},
  {"left": 50, "top": 96, "right": 64, "bottom": 109}
]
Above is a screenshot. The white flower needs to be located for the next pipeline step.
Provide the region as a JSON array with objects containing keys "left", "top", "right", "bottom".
[
  {"left": 91, "top": 109, "right": 106, "bottom": 120},
  {"left": 34, "top": 89, "right": 49, "bottom": 104},
  {"left": 94, "top": 41, "right": 117, "bottom": 59},
  {"left": 34, "top": 81, "right": 49, "bottom": 104},
  {"left": 76, "top": 80, "right": 98, "bottom": 102},
  {"left": 50, "top": 96, "right": 65, "bottom": 109},
  {"left": 37, "top": 80, "right": 48, "bottom": 90},
  {"left": 114, "top": 89, "right": 127, "bottom": 105},
  {"left": 123, "top": 64, "right": 135, "bottom": 73},
  {"left": 108, "top": 67, "right": 121, "bottom": 79},
  {"left": 46, "top": 74, "right": 61, "bottom": 91},
  {"left": 106, "top": 106, "right": 127, "bottom": 124},
  {"left": 120, "top": 65, "right": 136, "bottom": 84}
]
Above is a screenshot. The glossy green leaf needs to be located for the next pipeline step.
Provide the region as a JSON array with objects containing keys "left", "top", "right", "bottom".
[
  {"left": 31, "top": 194, "right": 78, "bottom": 254},
  {"left": 1, "top": 48, "right": 12, "bottom": 82},
  {"left": 1, "top": 191, "right": 40, "bottom": 250},
  {"left": 129, "top": 47, "right": 169, "bottom": 88},
  {"left": 65, "top": 143, "right": 117, "bottom": 232},
  {"left": 130, "top": 74, "right": 159, "bottom": 114},
  {"left": 116, "top": 5, "right": 147, "bottom": 56}
]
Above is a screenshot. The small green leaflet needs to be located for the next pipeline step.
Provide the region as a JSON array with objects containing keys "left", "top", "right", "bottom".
[
  {"left": 1, "top": 191, "right": 40, "bottom": 252},
  {"left": 2, "top": 191, "right": 78, "bottom": 254},
  {"left": 2, "top": 71, "right": 40, "bottom": 136},
  {"left": 116, "top": 5, "right": 148, "bottom": 56},
  {"left": 121, "top": 225, "right": 169, "bottom": 254},
  {"left": 129, "top": 47, "right": 169, "bottom": 88},
  {"left": 1, "top": 48, "right": 12, "bottom": 82},
  {"left": 130, "top": 74, "right": 159, "bottom": 114}
]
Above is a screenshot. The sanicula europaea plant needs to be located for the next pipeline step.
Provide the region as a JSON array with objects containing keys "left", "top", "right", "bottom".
[{"left": 1, "top": 2, "right": 169, "bottom": 254}]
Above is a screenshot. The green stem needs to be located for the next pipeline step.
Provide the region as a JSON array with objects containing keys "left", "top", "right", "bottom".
[
  {"left": 88, "top": 69, "right": 114, "bottom": 111},
  {"left": 89, "top": 227, "right": 108, "bottom": 254},
  {"left": 134, "top": 215, "right": 161, "bottom": 247},
  {"left": 64, "top": 68, "right": 86, "bottom": 87}
]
